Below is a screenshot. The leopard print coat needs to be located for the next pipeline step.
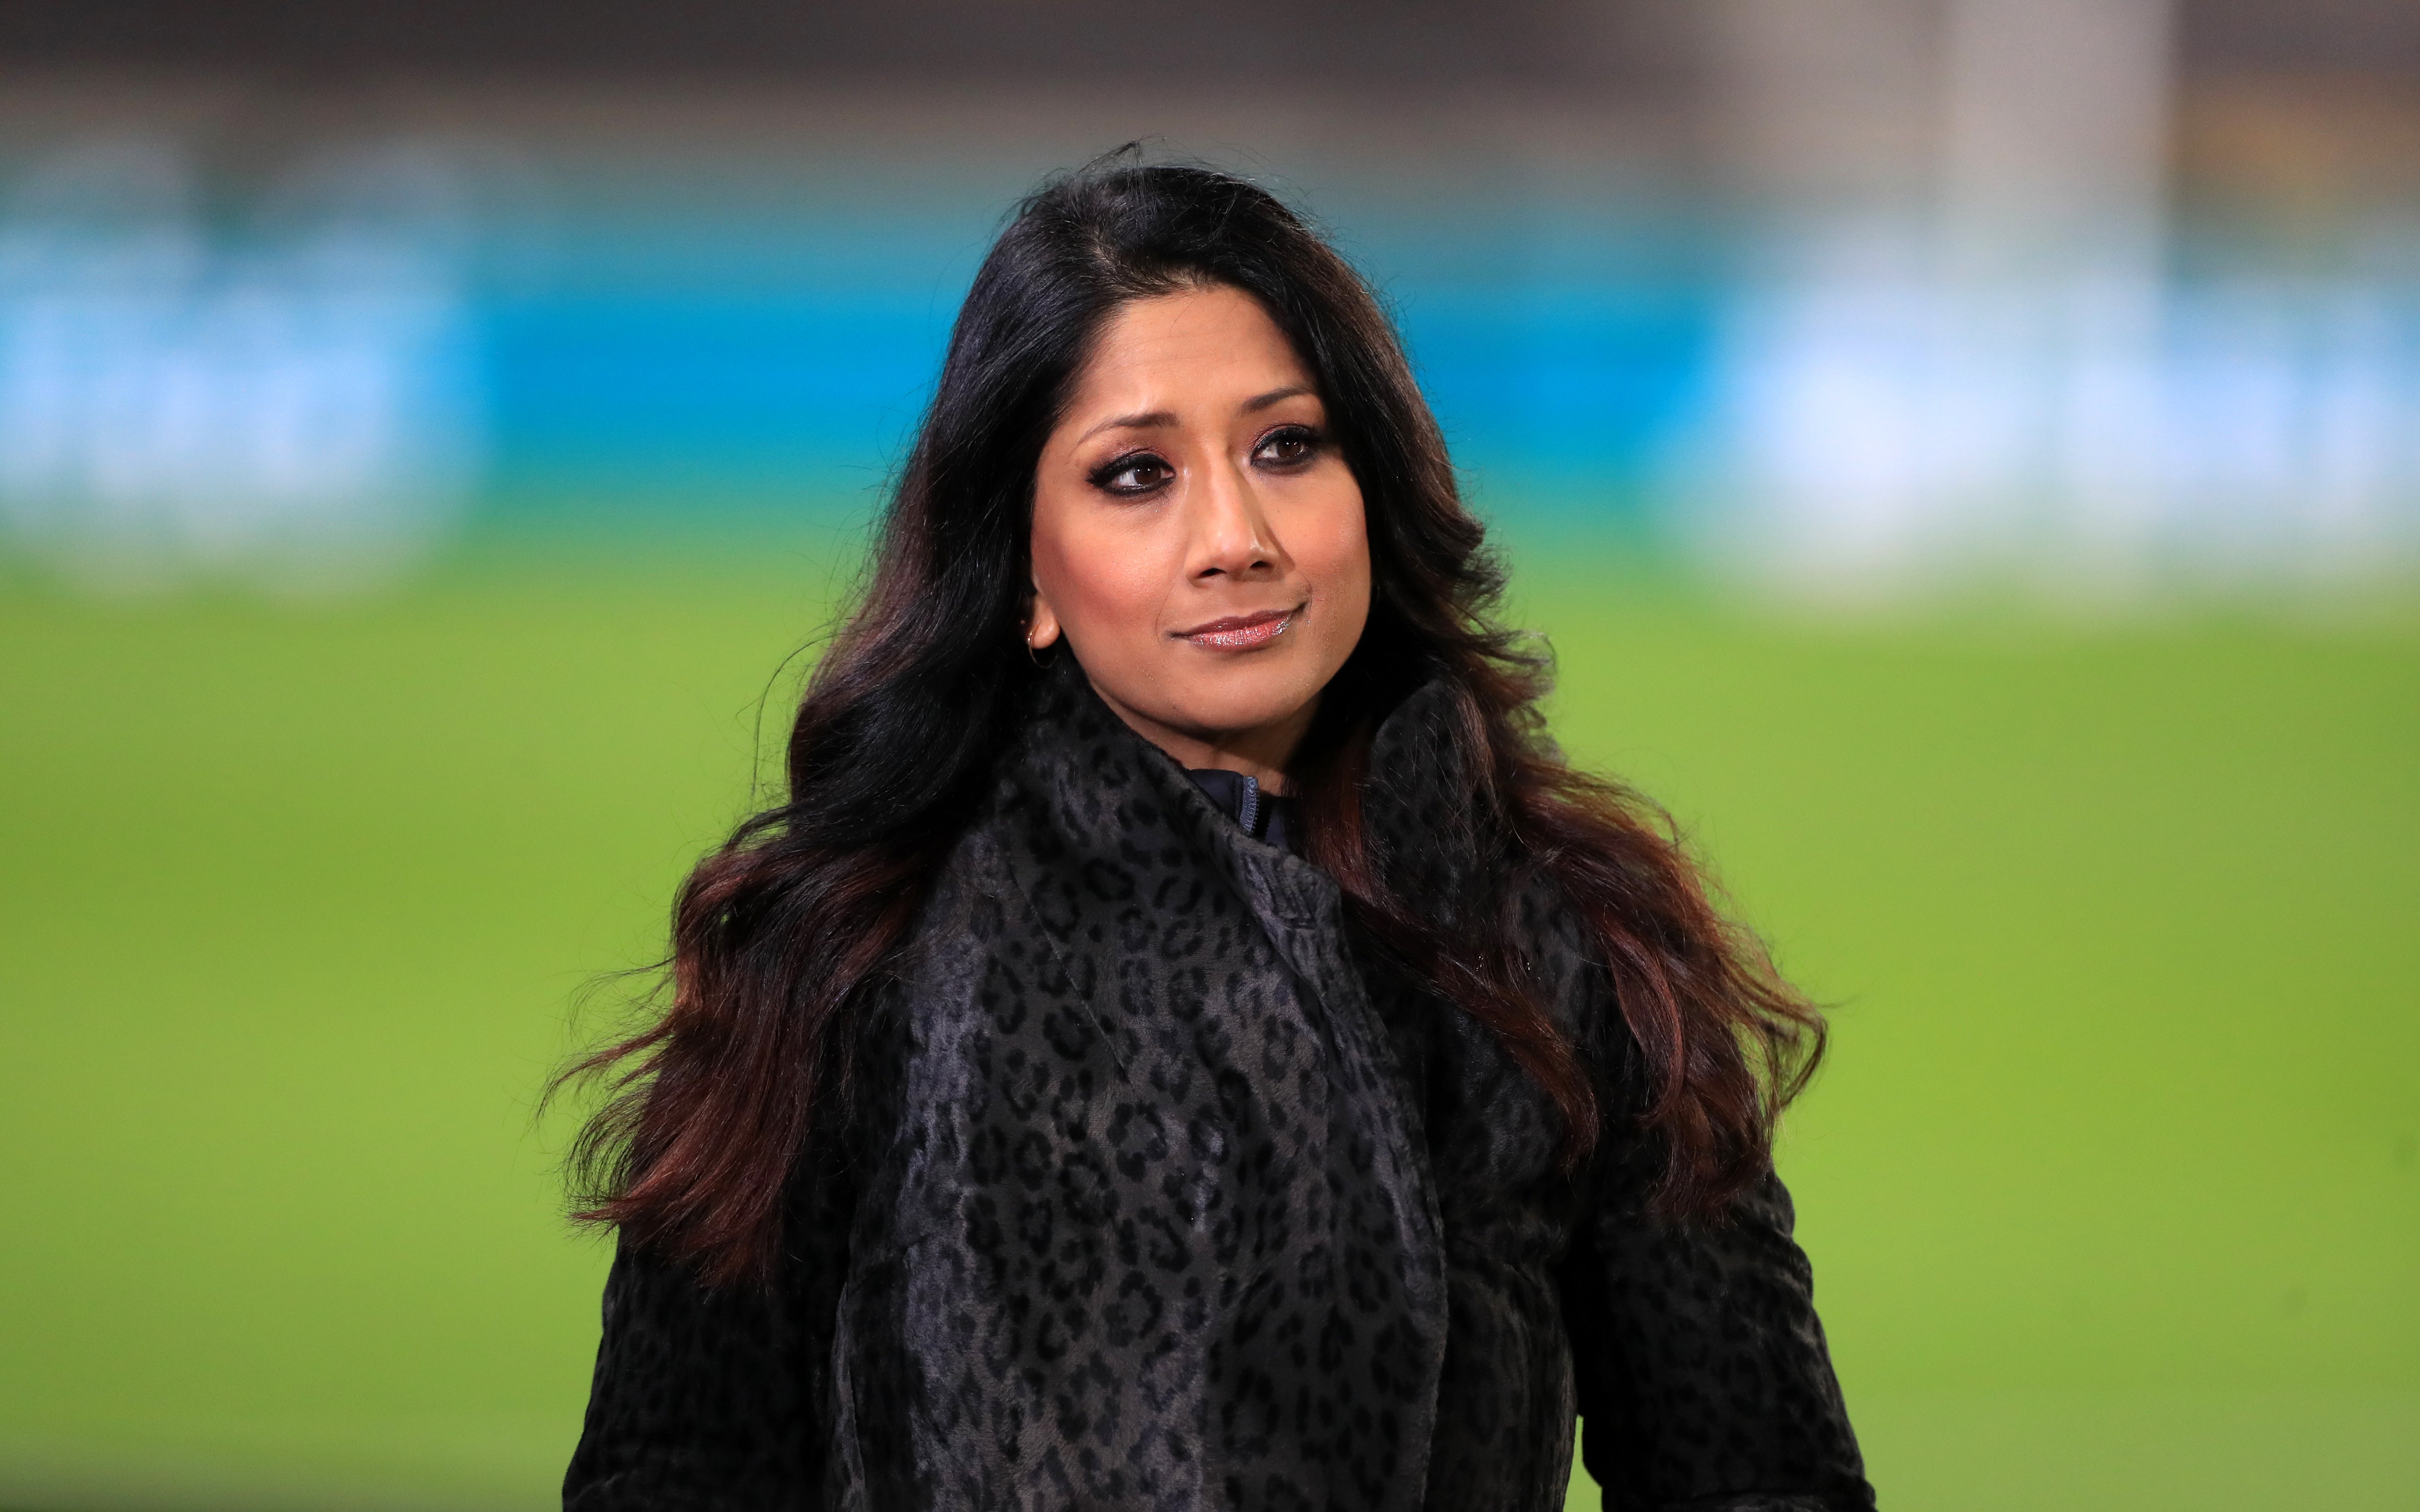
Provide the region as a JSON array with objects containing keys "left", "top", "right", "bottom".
[{"left": 564, "top": 663, "right": 1874, "bottom": 1512}]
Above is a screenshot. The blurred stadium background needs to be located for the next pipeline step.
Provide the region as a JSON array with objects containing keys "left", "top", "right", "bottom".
[{"left": 1, "top": 2, "right": 2413, "bottom": 1508}]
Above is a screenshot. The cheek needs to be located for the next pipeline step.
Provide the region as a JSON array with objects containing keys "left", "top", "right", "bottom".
[
  {"left": 1033, "top": 505, "right": 1171, "bottom": 639},
  {"left": 1301, "top": 488, "right": 1374, "bottom": 624}
]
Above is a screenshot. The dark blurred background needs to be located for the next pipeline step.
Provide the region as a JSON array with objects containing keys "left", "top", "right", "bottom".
[
  {"left": 1, "top": 4, "right": 2413, "bottom": 1509},
  {"left": 2, "top": 0, "right": 2415, "bottom": 590}
]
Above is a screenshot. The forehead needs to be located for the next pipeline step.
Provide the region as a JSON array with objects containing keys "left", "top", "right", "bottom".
[{"left": 1068, "top": 286, "right": 1315, "bottom": 410}]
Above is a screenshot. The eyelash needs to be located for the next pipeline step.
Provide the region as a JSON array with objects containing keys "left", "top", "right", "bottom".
[
  {"left": 1256, "top": 424, "right": 1325, "bottom": 470},
  {"left": 1087, "top": 425, "right": 1328, "bottom": 497}
]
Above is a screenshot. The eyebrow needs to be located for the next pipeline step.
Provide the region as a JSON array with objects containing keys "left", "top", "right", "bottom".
[
  {"left": 1077, "top": 409, "right": 1177, "bottom": 445},
  {"left": 1074, "top": 386, "right": 1318, "bottom": 446},
  {"left": 1242, "top": 384, "right": 1314, "bottom": 413}
]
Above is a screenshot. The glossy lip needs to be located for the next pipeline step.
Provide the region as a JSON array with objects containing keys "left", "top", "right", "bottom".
[{"left": 1173, "top": 604, "right": 1303, "bottom": 651}]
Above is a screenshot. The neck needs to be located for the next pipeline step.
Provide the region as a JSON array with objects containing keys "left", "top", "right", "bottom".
[{"left": 1086, "top": 679, "right": 1314, "bottom": 796}]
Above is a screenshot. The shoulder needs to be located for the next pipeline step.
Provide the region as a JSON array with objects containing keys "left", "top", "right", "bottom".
[
  {"left": 1361, "top": 676, "right": 1482, "bottom": 890},
  {"left": 1510, "top": 863, "right": 1624, "bottom": 1047}
]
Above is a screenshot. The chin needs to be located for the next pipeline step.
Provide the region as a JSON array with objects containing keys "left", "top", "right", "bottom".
[{"left": 1158, "top": 667, "right": 1326, "bottom": 739}]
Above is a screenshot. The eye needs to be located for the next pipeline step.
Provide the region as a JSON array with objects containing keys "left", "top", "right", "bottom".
[
  {"left": 1252, "top": 424, "right": 1325, "bottom": 470},
  {"left": 1089, "top": 450, "right": 1174, "bottom": 496}
]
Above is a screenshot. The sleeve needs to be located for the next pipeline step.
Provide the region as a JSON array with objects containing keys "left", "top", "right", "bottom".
[
  {"left": 561, "top": 1145, "right": 860, "bottom": 1512},
  {"left": 1559, "top": 1097, "right": 1876, "bottom": 1510}
]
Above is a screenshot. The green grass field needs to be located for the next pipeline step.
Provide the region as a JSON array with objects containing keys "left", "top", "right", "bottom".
[{"left": 3, "top": 531, "right": 2414, "bottom": 1510}]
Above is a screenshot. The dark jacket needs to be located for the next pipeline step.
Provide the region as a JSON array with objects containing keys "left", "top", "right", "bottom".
[{"left": 565, "top": 664, "right": 1873, "bottom": 1512}]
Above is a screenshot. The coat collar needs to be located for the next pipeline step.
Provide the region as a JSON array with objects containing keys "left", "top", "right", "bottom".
[
  {"left": 1004, "top": 654, "right": 1338, "bottom": 933},
  {"left": 1010, "top": 651, "right": 1476, "bottom": 888}
]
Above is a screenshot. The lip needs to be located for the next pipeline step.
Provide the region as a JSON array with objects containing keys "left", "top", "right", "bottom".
[{"left": 1174, "top": 605, "right": 1302, "bottom": 651}]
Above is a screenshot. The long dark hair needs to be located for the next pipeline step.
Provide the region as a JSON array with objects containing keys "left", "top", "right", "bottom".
[{"left": 565, "top": 156, "right": 1824, "bottom": 1284}]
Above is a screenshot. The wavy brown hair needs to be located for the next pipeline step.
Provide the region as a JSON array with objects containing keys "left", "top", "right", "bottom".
[{"left": 563, "top": 155, "right": 1824, "bottom": 1285}]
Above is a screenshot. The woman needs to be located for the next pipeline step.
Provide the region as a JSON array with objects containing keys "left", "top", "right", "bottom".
[{"left": 562, "top": 160, "right": 1873, "bottom": 1512}]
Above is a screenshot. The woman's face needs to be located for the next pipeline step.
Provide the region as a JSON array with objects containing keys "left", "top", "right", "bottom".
[{"left": 1029, "top": 284, "right": 1371, "bottom": 787}]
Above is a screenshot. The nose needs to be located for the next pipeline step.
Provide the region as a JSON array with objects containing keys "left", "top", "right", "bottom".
[{"left": 1187, "top": 452, "right": 1288, "bottom": 582}]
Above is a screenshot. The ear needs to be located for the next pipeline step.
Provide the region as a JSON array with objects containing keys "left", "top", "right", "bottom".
[{"left": 1026, "top": 586, "right": 1063, "bottom": 650}]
